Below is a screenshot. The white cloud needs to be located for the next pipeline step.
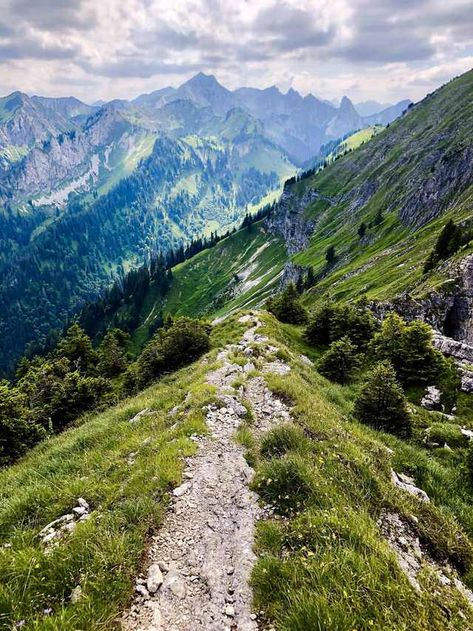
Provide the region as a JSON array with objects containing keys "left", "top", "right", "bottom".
[{"left": 0, "top": 0, "right": 471, "bottom": 103}]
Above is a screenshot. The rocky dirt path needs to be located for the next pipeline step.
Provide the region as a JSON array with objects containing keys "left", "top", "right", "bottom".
[{"left": 122, "top": 314, "right": 291, "bottom": 631}]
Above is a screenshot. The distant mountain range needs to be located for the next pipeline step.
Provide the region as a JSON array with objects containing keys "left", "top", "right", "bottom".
[{"left": 0, "top": 73, "right": 411, "bottom": 371}]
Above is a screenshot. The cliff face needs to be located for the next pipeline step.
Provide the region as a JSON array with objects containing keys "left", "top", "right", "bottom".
[
  {"left": 368, "top": 254, "right": 473, "bottom": 342},
  {"left": 1, "top": 106, "right": 137, "bottom": 205},
  {"left": 265, "top": 188, "right": 332, "bottom": 255},
  {"left": 454, "top": 255, "right": 473, "bottom": 344}
]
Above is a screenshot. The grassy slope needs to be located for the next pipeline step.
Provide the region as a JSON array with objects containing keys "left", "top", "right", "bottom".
[
  {"left": 1, "top": 313, "right": 473, "bottom": 629},
  {"left": 130, "top": 223, "right": 288, "bottom": 351},
  {"left": 247, "top": 315, "right": 473, "bottom": 630},
  {"left": 290, "top": 70, "right": 473, "bottom": 304},
  {"left": 124, "top": 73, "right": 473, "bottom": 352},
  {"left": 0, "top": 317, "right": 244, "bottom": 630}
]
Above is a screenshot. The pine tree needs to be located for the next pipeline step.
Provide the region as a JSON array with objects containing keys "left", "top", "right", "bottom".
[
  {"left": 424, "top": 219, "right": 463, "bottom": 273},
  {"left": 97, "top": 329, "right": 129, "bottom": 377},
  {"left": 326, "top": 245, "right": 336, "bottom": 265},
  {"left": 372, "top": 208, "right": 384, "bottom": 226},
  {"left": 55, "top": 324, "right": 96, "bottom": 372},
  {"left": 354, "top": 362, "right": 412, "bottom": 437},
  {"left": 370, "top": 313, "right": 444, "bottom": 386},
  {"left": 306, "top": 266, "right": 316, "bottom": 288},
  {"left": 358, "top": 222, "right": 367, "bottom": 239},
  {"left": 266, "top": 283, "right": 308, "bottom": 324},
  {"left": 0, "top": 381, "right": 45, "bottom": 466},
  {"left": 317, "top": 337, "right": 361, "bottom": 384}
]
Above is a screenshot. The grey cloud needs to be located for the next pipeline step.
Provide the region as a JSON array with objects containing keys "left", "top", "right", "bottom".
[
  {"left": 0, "top": 38, "right": 78, "bottom": 62},
  {"left": 0, "top": 22, "right": 14, "bottom": 37},
  {"left": 333, "top": 1, "right": 436, "bottom": 63},
  {"left": 80, "top": 57, "right": 201, "bottom": 79},
  {"left": 254, "top": 4, "right": 335, "bottom": 52},
  {"left": 0, "top": 0, "right": 471, "bottom": 102},
  {"left": 337, "top": 31, "right": 435, "bottom": 63},
  {"left": 10, "top": 0, "right": 96, "bottom": 31}
]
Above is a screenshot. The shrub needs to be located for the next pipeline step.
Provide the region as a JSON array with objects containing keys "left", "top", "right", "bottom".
[
  {"left": 18, "top": 359, "right": 111, "bottom": 432},
  {"left": 370, "top": 313, "right": 445, "bottom": 387},
  {"left": 137, "top": 317, "right": 211, "bottom": 386},
  {"left": 260, "top": 424, "right": 308, "bottom": 459},
  {"left": 436, "top": 357, "right": 461, "bottom": 412},
  {"left": 266, "top": 283, "right": 308, "bottom": 324},
  {"left": 354, "top": 362, "right": 412, "bottom": 438},
  {"left": 305, "top": 301, "right": 377, "bottom": 349},
  {"left": 317, "top": 336, "right": 361, "bottom": 384},
  {"left": 0, "top": 381, "right": 45, "bottom": 466}
]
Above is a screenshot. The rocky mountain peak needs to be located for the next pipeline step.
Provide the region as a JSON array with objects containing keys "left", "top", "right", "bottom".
[{"left": 339, "top": 95, "right": 357, "bottom": 114}]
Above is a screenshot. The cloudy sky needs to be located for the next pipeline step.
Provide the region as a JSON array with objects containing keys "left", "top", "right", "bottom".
[{"left": 0, "top": 0, "right": 472, "bottom": 104}]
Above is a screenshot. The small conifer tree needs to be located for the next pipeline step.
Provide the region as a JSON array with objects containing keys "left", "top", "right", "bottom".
[
  {"left": 266, "top": 283, "right": 308, "bottom": 324},
  {"left": 326, "top": 245, "right": 336, "bottom": 265},
  {"left": 354, "top": 362, "right": 412, "bottom": 437},
  {"left": 317, "top": 337, "right": 361, "bottom": 384}
]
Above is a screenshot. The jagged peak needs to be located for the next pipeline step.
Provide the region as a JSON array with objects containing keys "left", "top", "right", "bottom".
[
  {"left": 339, "top": 95, "right": 356, "bottom": 110},
  {"left": 1, "top": 90, "right": 31, "bottom": 107},
  {"left": 183, "top": 72, "right": 223, "bottom": 89}
]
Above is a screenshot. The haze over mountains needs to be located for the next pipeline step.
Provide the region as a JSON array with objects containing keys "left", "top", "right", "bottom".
[{"left": 0, "top": 72, "right": 411, "bottom": 371}]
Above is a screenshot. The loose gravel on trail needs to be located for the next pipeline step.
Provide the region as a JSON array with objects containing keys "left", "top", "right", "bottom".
[{"left": 122, "top": 315, "right": 292, "bottom": 631}]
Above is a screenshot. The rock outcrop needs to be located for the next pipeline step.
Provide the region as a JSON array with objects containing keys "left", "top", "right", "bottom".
[{"left": 265, "top": 187, "right": 332, "bottom": 254}]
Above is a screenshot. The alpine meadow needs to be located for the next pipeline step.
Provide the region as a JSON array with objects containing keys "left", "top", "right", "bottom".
[{"left": 0, "top": 2, "right": 473, "bottom": 630}]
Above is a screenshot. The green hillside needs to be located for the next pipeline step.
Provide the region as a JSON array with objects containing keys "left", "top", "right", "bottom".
[
  {"left": 289, "top": 70, "right": 473, "bottom": 303},
  {"left": 94, "top": 71, "right": 473, "bottom": 351},
  {"left": 2, "top": 313, "right": 473, "bottom": 629},
  {"left": 127, "top": 223, "right": 287, "bottom": 351}
]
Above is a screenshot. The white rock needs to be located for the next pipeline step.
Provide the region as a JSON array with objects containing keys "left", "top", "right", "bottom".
[
  {"left": 173, "top": 482, "right": 191, "bottom": 497},
  {"left": 421, "top": 385, "right": 442, "bottom": 410},
  {"left": 299, "top": 354, "right": 313, "bottom": 366},
  {"left": 391, "top": 470, "right": 430, "bottom": 503},
  {"left": 70, "top": 585, "right": 82, "bottom": 604},
  {"left": 461, "top": 428, "right": 473, "bottom": 440},
  {"left": 164, "top": 570, "right": 186, "bottom": 599},
  {"left": 224, "top": 604, "right": 235, "bottom": 617},
  {"left": 129, "top": 408, "right": 152, "bottom": 423},
  {"left": 146, "top": 564, "right": 164, "bottom": 593},
  {"left": 72, "top": 506, "right": 88, "bottom": 516}
]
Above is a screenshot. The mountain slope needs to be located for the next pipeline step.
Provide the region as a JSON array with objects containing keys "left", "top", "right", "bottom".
[
  {"left": 2, "top": 312, "right": 473, "bottom": 630},
  {"left": 0, "top": 131, "right": 292, "bottom": 373},
  {"left": 286, "top": 70, "right": 473, "bottom": 306},
  {"left": 98, "top": 69, "right": 473, "bottom": 351},
  {"left": 0, "top": 73, "right": 411, "bottom": 372}
]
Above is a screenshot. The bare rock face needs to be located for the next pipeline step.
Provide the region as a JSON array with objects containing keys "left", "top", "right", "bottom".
[
  {"left": 265, "top": 188, "right": 330, "bottom": 254},
  {"left": 455, "top": 255, "right": 473, "bottom": 344},
  {"left": 279, "top": 261, "right": 308, "bottom": 288},
  {"left": 432, "top": 334, "right": 473, "bottom": 363},
  {"left": 421, "top": 386, "right": 442, "bottom": 410},
  {"left": 399, "top": 146, "right": 473, "bottom": 229}
]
